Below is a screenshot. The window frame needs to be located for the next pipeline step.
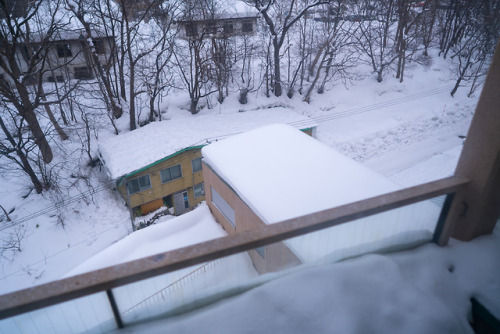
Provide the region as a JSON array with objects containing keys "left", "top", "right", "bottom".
[
  {"left": 194, "top": 183, "right": 205, "bottom": 198},
  {"left": 56, "top": 43, "right": 72, "bottom": 58},
  {"left": 185, "top": 22, "right": 198, "bottom": 37},
  {"left": 127, "top": 174, "right": 152, "bottom": 195},
  {"left": 223, "top": 21, "right": 234, "bottom": 34},
  {"left": 191, "top": 157, "right": 202, "bottom": 173},
  {"left": 160, "top": 164, "right": 183, "bottom": 184},
  {"left": 241, "top": 20, "right": 253, "bottom": 33},
  {"left": 74, "top": 66, "right": 93, "bottom": 80},
  {"left": 211, "top": 186, "right": 235, "bottom": 227},
  {"left": 92, "top": 39, "right": 105, "bottom": 54}
]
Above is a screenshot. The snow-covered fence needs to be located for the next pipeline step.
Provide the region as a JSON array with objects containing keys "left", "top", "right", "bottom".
[{"left": 121, "top": 259, "right": 223, "bottom": 316}]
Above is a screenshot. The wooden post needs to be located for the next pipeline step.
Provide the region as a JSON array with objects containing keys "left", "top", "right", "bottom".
[{"left": 438, "top": 39, "right": 500, "bottom": 244}]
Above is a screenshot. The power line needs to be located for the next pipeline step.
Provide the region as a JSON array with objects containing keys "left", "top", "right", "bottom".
[
  {"left": 287, "top": 86, "right": 452, "bottom": 127},
  {"left": 1, "top": 85, "right": 453, "bottom": 231},
  {"left": 0, "top": 179, "right": 116, "bottom": 232}
]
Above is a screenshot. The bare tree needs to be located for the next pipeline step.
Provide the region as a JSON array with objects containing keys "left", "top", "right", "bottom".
[
  {"left": 245, "top": 0, "right": 329, "bottom": 97},
  {"left": 0, "top": 0, "right": 61, "bottom": 164},
  {"left": 394, "top": 0, "right": 422, "bottom": 82},
  {"left": 353, "top": 0, "right": 398, "bottom": 82},
  {"left": 174, "top": 34, "right": 217, "bottom": 114},
  {"left": 66, "top": 0, "right": 126, "bottom": 123}
]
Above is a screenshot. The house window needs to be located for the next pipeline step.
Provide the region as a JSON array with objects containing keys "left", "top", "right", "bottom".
[
  {"left": 92, "top": 39, "right": 105, "bottom": 54},
  {"left": 194, "top": 183, "right": 205, "bottom": 198},
  {"left": 21, "top": 45, "right": 31, "bottom": 60},
  {"left": 74, "top": 66, "right": 93, "bottom": 80},
  {"left": 185, "top": 22, "right": 197, "bottom": 37},
  {"left": 206, "top": 21, "right": 217, "bottom": 35},
  {"left": 242, "top": 20, "right": 253, "bottom": 33},
  {"left": 211, "top": 186, "right": 235, "bottom": 227},
  {"left": 56, "top": 43, "right": 72, "bottom": 58},
  {"left": 256, "top": 246, "right": 265, "bottom": 259},
  {"left": 23, "top": 72, "right": 37, "bottom": 85},
  {"left": 160, "top": 164, "right": 182, "bottom": 183},
  {"left": 191, "top": 157, "right": 202, "bottom": 173},
  {"left": 223, "top": 21, "right": 234, "bottom": 34},
  {"left": 127, "top": 175, "right": 151, "bottom": 194},
  {"left": 48, "top": 75, "right": 64, "bottom": 82}
]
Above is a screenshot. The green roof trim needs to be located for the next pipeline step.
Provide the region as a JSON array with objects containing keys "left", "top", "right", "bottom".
[
  {"left": 115, "top": 126, "right": 314, "bottom": 186},
  {"left": 123, "top": 145, "right": 205, "bottom": 180}
]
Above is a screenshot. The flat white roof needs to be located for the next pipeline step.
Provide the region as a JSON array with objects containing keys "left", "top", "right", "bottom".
[
  {"left": 98, "top": 110, "right": 316, "bottom": 180},
  {"left": 202, "top": 124, "right": 400, "bottom": 224},
  {"left": 202, "top": 124, "right": 441, "bottom": 262}
]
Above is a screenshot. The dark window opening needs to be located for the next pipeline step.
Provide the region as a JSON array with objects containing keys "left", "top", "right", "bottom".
[
  {"left": 183, "top": 191, "right": 189, "bottom": 209},
  {"left": 74, "top": 66, "right": 93, "bottom": 80},
  {"left": 21, "top": 46, "right": 31, "bottom": 61},
  {"left": 206, "top": 21, "right": 217, "bottom": 35},
  {"left": 223, "top": 21, "right": 234, "bottom": 34},
  {"left": 242, "top": 20, "right": 253, "bottom": 33},
  {"left": 192, "top": 157, "right": 202, "bottom": 173},
  {"left": 161, "top": 164, "right": 182, "bottom": 183},
  {"left": 48, "top": 75, "right": 64, "bottom": 83},
  {"left": 56, "top": 43, "right": 72, "bottom": 58},
  {"left": 194, "top": 183, "right": 205, "bottom": 198},
  {"left": 23, "top": 73, "right": 37, "bottom": 85},
  {"left": 186, "top": 23, "right": 198, "bottom": 37},
  {"left": 92, "top": 39, "right": 105, "bottom": 54},
  {"left": 127, "top": 175, "right": 151, "bottom": 194}
]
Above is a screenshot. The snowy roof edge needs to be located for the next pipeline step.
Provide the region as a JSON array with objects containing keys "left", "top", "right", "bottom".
[{"left": 104, "top": 124, "right": 316, "bottom": 183}]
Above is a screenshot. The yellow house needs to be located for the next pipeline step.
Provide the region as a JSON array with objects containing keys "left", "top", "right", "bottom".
[{"left": 98, "top": 110, "right": 317, "bottom": 218}]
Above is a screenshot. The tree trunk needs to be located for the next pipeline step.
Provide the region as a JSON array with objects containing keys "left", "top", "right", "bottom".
[
  {"left": 273, "top": 39, "right": 282, "bottom": 97},
  {"left": 190, "top": 98, "right": 199, "bottom": 114},
  {"left": 0, "top": 116, "right": 44, "bottom": 193},
  {"left": 39, "top": 86, "right": 69, "bottom": 140},
  {"left": 304, "top": 46, "right": 329, "bottom": 103}
]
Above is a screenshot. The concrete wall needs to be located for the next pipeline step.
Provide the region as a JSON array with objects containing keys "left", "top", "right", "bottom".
[{"left": 202, "top": 161, "right": 301, "bottom": 274}]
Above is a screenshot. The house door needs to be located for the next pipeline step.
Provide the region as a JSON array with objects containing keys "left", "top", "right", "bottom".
[{"left": 173, "top": 191, "right": 189, "bottom": 214}]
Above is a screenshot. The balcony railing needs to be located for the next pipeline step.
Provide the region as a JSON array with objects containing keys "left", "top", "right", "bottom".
[{"left": 0, "top": 175, "right": 468, "bottom": 333}]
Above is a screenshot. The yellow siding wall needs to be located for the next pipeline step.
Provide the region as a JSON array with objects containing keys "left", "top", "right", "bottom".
[{"left": 117, "top": 148, "right": 205, "bottom": 213}]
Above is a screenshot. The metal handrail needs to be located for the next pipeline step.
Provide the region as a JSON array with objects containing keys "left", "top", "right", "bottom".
[{"left": 0, "top": 175, "right": 468, "bottom": 320}]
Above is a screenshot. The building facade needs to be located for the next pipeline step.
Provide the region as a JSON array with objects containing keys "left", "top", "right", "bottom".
[{"left": 0, "top": 30, "right": 114, "bottom": 86}]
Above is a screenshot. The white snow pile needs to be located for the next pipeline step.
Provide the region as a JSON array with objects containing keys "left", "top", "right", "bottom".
[
  {"left": 98, "top": 110, "right": 316, "bottom": 180},
  {"left": 65, "top": 203, "right": 226, "bottom": 277},
  {"left": 118, "top": 224, "right": 500, "bottom": 334}
]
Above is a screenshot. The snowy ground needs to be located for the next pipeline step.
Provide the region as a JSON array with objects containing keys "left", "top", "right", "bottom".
[{"left": 0, "top": 48, "right": 481, "bottom": 300}]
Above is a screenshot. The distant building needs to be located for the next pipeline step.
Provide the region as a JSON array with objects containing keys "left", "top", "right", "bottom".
[
  {"left": 0, "top": 29, "right": 114, "bottom": 86},
  {"left": 98, "top": 111, "right": 317, "bottom": 218},
  {"left": 176, "top": 15, "right": 258, "bottom": 39},
  {"left": 202, "top": 124, "right": 441, "bottom": 274}
]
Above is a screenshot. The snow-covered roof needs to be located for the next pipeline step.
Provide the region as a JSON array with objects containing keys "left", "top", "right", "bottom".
[
  {"left": 202, "top": 124, "right": 401, "bottom": 224},
  {"left": 202, "top": 124, "right": 441, "bottom": 262},
  {"left": 98, "top": 110, "right": 317, "bottom": 180},
  {"left": 177, "top": 0, "right": 258, "bottom": 21}
]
